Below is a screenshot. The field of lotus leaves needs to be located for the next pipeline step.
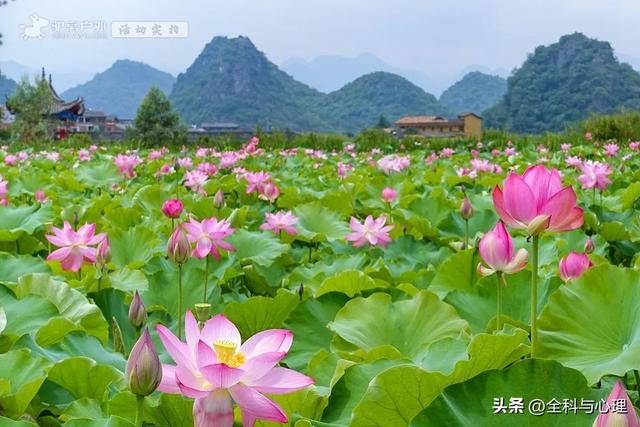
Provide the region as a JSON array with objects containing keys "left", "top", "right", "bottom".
[{"left": 0, "top": 137, "right": 639, "bottom": 426}]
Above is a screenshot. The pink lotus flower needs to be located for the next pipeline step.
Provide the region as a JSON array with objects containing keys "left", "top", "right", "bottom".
[
  {"left": 258, "top": 182, "right": 280, "bottom": 203},
  {"left": 578, "top": 161, "right": 612, "bottom": 191},
  {"left": 565, "top": 156, "right": 583, "bottom": 168},
  {"left": 162, "top": 199, "right": 184, "bottom": 219},
  {"left": 184, "top": 170, "right": 209, "bottom": 195},
  {"left": 148, "top": 150, "right": 163, "bottom": 160},
  {"left": 337, "top": 162, "right": 353, "bottom": 178},
  {"left": 244, "top": 171, "right": 271, "bottom": 194},
  {"left": 381, "top": 187, "right": 397, "bottom": 203},
  {"left": 346, "top": 215, "right": 393, "bottom": 248},
  {"left": 197, "top": 162, "right": 218, "bottom": 176},
  {"left": 560, "top": 143, "right": 571, "bottom": 152},
  {"left": 0, "top": 176, "right": 8, "bottom": 206},
  {"left": 477, "top": 221, "right": 528, "bottom": 276},
  {"left": 603, "top": 143, "right": 619, "bottom": 157},
  {"left": 34, "top": 190, "right": 48, "bottom": 203},
  {"left": 4, "top": 154, "right": 17, "bottom": 166},
  {"left": 377, "top": 155, "right": 411, "bottom": 173},
  {"left": 184, "top": 217, "right": 235, "bottom": 259},
  {"left": 493, "top": 165, "right": 584, "bottom": 235},
  {"left": 592, "top": 380, "right": 640, "bottom": 427},
  {"left": 504, "top": 147, "right": 517, "bottom": 156},
  {"left": 559, "top": 251, "right": 592, "bottom": 282},
  {"left": 45, "top": 222, "right": 107, "bottom": 272},
  {"left": 584, "top": 132, "right": 593, "bottom": 141},
  {"left": 630, "top": 141, "right": 640, "bottom": 151},
  {"left": 260, "top": 211, "right": 298, "bottom": 236},
  {"left": 114, "top": 154, "right": 140, "bottom": 178},
  {"left": 77, "top": 149, "right": 91, "bottom": 162},
  {"left": 156, "top": 312, "right": 313, "bottom": 426},
  {"left": 440, "top": 148, "right": 455, "bottom": 157},
  {"left": 178, "top": 157, "right": 193, "bottom": 169}
]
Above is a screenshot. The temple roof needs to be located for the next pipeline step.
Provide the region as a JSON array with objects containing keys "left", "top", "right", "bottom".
[{"left": 46, "top": 73, "right": 85, "bottom": 117}]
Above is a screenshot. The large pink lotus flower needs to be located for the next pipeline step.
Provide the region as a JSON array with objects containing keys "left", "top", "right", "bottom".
[
  {"left": 559, "top": 251, "right": 593, "bottom": 282},
  {"left": 592, "top": 380, "right": 640, "bottom": 427},
  {"left": 157, "top": 312, "right": 314, "bottom": 427},
  {"left": 184, "top": 217, "right": 235, "bottom": 259},
  {"left": 493, "top": 165, "right": 584, "bottom": 235},
  {"left": 346, "top": 215, "right": 393, "bottom": 248},
  {"left": 578, "top": 160, "right": 612, "bottom": 191},
  {"left": 477, "top": 221, "right": 528, "bottom": 276},
  {"left": 377, "top": 155, "right": 411, "bottom": 173},
  {"left": 113, "top": 154, "right": 140, "bottom": 178},
  {"left": 260, "top": 211, "right": 298, "bottom": 236},
  {"left": 45, "top": 222, "right": 107, "bottom": 272}
]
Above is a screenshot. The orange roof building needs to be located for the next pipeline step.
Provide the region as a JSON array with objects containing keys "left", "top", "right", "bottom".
[{"left": 395, "top": 113, "right": 482, "bottom": 139}]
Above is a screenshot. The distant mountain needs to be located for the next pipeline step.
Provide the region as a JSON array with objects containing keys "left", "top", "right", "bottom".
[
  {"left": 0, "top": 61, "right": 95, "bottom": 92},
  {"left": 171, "top": 36, "right": 329, "bottom": 131},
  {"left": 439, "top": 72, "right": 507, "bottom": 115},
  {"left": 281, "top": 53, "right": 437, "bottom": 95},
  {"left": 320, "top": 71, "right": 450, "bottom": 133},
  {"left": 485, "top": 33, "right": 640, "bottom": 133},
  {"left": 62, "top": 60, "right": 175, "bottom": 119},
  {"left": 0, "top": 73, "right": 17, "bottom": 100},
  {"left": 171, "top": 36, "right": 450, "bottom": 133}
]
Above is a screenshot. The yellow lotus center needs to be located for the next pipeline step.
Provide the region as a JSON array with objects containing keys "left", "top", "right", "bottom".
[{"left": 214, "top": 340, "right": 245, "bottom": 368}]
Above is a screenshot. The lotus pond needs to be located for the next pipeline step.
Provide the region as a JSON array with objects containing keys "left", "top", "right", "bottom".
[{"left": 0, "top": 139, "right": 639, "bottom": 426}]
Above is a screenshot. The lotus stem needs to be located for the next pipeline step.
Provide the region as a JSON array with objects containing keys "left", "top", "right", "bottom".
[
  {"left": 497, "top": 272, "right": 506, "bottom": 332},
  {"left": 178, "top": 263, "right": 183, "bottom": 340},
  {"left": 464, "top": 218, "right": 469, "bottom": 249},
  {"left": 204, "top": 255, "right": 210, "bottom": 304},
  {"left": 135, "top": 395, "right": 144, "bottom": 427},
  {"left": 634, "top": 370, "right": 640, "bottom": 394},
  {"left": 531, "top": 235, "right": 539, "bottom": 358}
]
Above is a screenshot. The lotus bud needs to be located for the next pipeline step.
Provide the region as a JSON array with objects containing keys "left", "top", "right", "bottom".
[
  {"left": 96, "top": 237, "right": 111, "bottom": 267},
  {"left": 559, "top": 252, "right": 593, "bottom": 282},
  {"left": 112, "top": 316, "right": 125, "bottom": 354},
  {"left": 126, "top": 328, "right": 162, "bottom": 397},
  {"left": 128, "top": 291, "right": 147, "bottom": 329},
  {"left": 213, "top": 189, "right": 225, "bottom": 209},
  {"left": 477, "top": 221, "right": 528, "bottom": 276},
  {"left": 167, "top": 226, "right": 190, "bottom": 264},
  {"left": 195, "top": 303, "right": 211, "bottom": 323},
  {"left": 162, "top": 199, "right": 184, "bottom": 219},
  {"left": 591, "top": 380, "right": 640, "bottom": 427},
  {"left": 584, "top": 237, "right": 595, "bottom": 254},
  {"left": 460, "top": 196, "right": 474, "bottom": 220},
  {"left": 381, "top": 187, "right": 397, "bottom": 203},
  {"left": 259, "top": 182, "right": 280, "bottom": 202}
]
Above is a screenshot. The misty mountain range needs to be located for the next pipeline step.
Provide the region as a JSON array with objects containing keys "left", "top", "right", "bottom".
[{"left": 3, "top": 33, "right": 640, "bottom": 133}]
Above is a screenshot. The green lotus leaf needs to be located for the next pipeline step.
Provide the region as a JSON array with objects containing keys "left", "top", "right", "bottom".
[
  {"left": 226, "top": 229, "right": 289, "bottom": 267},
  {"left": 225, "top": 289, "right": 299, "bottom": 340},
  {"left": 0, "top": 349, "right": 52, "bottom": 418},
  {"left": 75, "top": 162, "right": 122, "bottom": 187},
  {"left": 410, "top": 359, "right": 605, "bottom": 426},
  {"left": 255, "top": 388, "right": 328, "bottom": 427},
  {"left": 328, "top": 291, "right": 469, "bottom": 360},
  {"left": 350, "top": 328, "right": 530, "bottom": 426},
  {"left": 145, "top": 393, "right": 194, "bottom": 427},
  {"left": 429, "top": 248, "right": 479, "bottom": 295},
  {"left": 62, "top": 397, "right": 105, "bottom": 421},
  {"left": 284, "top": 294, "right": 348, "bottom": 371},
  {"left": 106, "top": 268, "right": 149, "bottom": 293},
  {"left": 293, "top": 202, "right": 350, "bottom": 243},
  {"left": 0, "top": 204, "right": 53, "bottom": 242},
  {"left": 47, "top": 357, "right": 125, "bottom": 402},
  {"left": 539, "top": 265, "right": 640, "bottom": 384},
  {"left": 14, "top": 273, "right": 109, "bottom": 345},
  {"left": 315, "top": 270, "right": 381, "bottom": 298},
  {"left": 110, "top": 226, "right": 161, "bottom": 269},
  {"left": 0, "top": 252, "right": 50, "bottom": 284},
  {"left": 321, "top": 359, "right": 406, "bottom": 426},
  {"left": 64, "top": 416, "right": 134, "bottom": 427}
]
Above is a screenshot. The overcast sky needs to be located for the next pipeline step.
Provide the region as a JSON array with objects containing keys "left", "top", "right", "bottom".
[{"left": 2, "top": 0, "right": 640, "bottom": 87}]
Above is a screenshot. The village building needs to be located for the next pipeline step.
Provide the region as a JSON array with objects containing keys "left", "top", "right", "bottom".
[{"left": 394, "top": 113, "right": 482, "bottom": 139}]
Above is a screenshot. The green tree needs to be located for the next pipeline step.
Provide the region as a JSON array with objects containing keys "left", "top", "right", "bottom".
[
  {"left": 132, "top": 86, "right": 183, "bottom": 146},
  {"left": 6, "top": 76, "right": 52, "bottom": 143},
  {"left": 375, "top": 114, "right": 391, "bottom": 128}
]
